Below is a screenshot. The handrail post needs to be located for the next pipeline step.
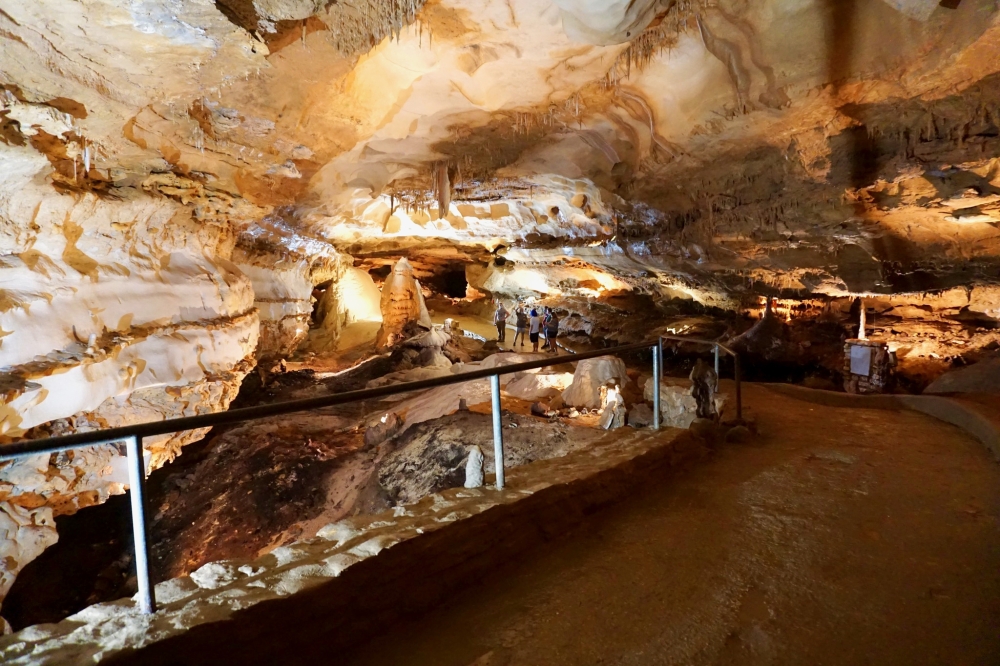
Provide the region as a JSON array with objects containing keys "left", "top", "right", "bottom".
[
  {"left": 714, "top": 344, "right": 720, "bottom": 375},
  {"left": 734, "top": 353, "right": 743, "bottom": 421},
  {"left": 652, "top": 340, "right": 661, "bottom": 430},
  {"left": 125, "top": 435, "right": 156, "bottom": 614},
  {"left": 490, "top": 374, "right": 505, "bottom": 489}
]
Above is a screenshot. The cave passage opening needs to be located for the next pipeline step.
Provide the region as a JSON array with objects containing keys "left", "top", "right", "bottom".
[{"left": 426, "top": 268, "right": 469, "bottom": 299}]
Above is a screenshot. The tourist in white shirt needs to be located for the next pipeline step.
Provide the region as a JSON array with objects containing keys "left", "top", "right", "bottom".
[{"left": 528, "top": 309, "right": 542, "bottom": 352}]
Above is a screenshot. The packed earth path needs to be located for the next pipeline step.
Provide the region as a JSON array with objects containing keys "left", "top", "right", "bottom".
[{"left": 332, "top": 384, "right": 1000, "bottom": 666}]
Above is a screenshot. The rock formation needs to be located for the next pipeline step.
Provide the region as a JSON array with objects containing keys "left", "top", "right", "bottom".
[
  {"left": 232, "top": 225, "right": 350, "bottom": 363},
  {"left": 644, "top": 378, "right": 727, "bottom": 429},
  {"left": 562, "top": 357, "right": 630, "bottom": 409},
  {"left": 306, "top": 267, "right": 383, "bottom": 352},
  {"left": 3, "top": 0, "right": 1000, "bottom": 631},
  {"left": 598, "top": 384, "right": 627, "bottom": 430},
  {"left": 464, "top": 446, "right": 485, "bottom": 488},
  {"left": 689, "top": 359, "right": 719, "bottom": 420},
  {"left": 375, "top": 258, "right": 433, "bottom": 349}
]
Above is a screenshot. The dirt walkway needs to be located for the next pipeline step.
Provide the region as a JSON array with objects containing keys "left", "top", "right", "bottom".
[{"left": 341, "top": 385, "right": 1000, "bottom": 666}]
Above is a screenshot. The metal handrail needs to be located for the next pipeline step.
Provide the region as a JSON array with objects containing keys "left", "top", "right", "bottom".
[{"left": 0, "top": 334, "right": 740, "bottom": 616}]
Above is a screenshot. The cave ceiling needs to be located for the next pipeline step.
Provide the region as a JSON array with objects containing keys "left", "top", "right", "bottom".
[{"left": 3, "top": 0, "right": 1000, "bottom": 301}]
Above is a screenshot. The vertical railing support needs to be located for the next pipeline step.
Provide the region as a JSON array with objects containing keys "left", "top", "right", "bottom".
[
  {"left": 734, "top": 353, "right": 743, "bottom": 421},
  {"left": 714, "top": 344, "right": 720, "bottom": 375},
  {"left": 490, "top": 374, "right": 505, "bottom": 490},
  {"left": 125, "top": 435, "right": 156, "bottom": 614},
  {"left": 652, "top": 340, "right": 662, "bottom": 430}
]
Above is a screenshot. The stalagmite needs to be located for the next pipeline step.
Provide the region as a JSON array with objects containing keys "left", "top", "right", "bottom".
[
  {"left": 464, "top": 445, "right": 485, "bottom": 488},
  {"left": 689, "top": 359, "right": 719, "bottom": 420},
  {"left": 375, "top": 258, "right": 433, "bottom": 349},
  {"left": 433, "top": 162, "right": 451, "bottom": 218}
]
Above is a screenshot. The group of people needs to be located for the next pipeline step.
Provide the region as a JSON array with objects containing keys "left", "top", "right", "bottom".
[{"left": 493, "top": 301, "right": 560, "bottom": 353}]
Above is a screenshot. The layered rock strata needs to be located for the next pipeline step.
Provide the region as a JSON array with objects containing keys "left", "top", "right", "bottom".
[{"left": 232, "top": 224, "right": 350, "bottom": 362}]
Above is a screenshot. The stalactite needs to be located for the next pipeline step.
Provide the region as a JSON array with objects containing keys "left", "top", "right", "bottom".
[{"left": 433, "top": 161, "right": 451, "bottom": 217}]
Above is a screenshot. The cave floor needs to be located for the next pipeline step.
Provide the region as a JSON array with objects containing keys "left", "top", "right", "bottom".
[{"left": 336, "top": 385, "right": 1000, "bottom": 666}]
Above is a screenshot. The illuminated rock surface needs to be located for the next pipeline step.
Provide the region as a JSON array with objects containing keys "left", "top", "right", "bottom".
[
  {"left": 2, "top": 0, "right": 1000, "bottom": 637},
  {"left": 375, "top": 258, "right": 433, "bottom": 349}
]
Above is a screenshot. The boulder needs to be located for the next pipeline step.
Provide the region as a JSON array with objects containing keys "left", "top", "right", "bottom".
[
  {"left": 690, "top": 417, "right": 723, "bottom": 443},
  {"left": 924, "top": 356, "right": 1000, "bottom": 394},
  {"left": 561, "top": 356, "right": 629, "bottom": 409},
  {"left": 725, "top": 425, "right": 753, "bottom": 443},
  {"left": 364, "top": 412, "right": 404, "bottom": 446},
  {"left": 504, "top": 371, "right": 574, "bottom": 401},
  {"left": 417, "top": 347, "right": 453, "bottom": 368},
  {"left": 627, "top": 403, "right": 654, "bottom": 428},
  {"left": 643, "top": 378, "right": 727, "bottom": 429},
  {"left": 378, "top": 431, "right": 468, "bottom": 505}
]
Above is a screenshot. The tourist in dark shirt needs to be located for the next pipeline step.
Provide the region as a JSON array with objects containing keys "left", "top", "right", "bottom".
[{"left": 513, "top": 305, "right": 528, "bottom": 347}]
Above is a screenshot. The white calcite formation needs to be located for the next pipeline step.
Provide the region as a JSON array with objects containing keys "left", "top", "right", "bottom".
[
  {"left": 375, "top": 258, "right": 433, "bottom": 349},
  {"left": 553, "top": 0, "right": 662, "bottom": 45},
  {"left": 599, "top": 384, "right": 627, "bottom": 430},
  {"left": 311, "top": 176, "right": 614, "bottom": 253},
  {"left": 562, "top": 357, "right": 629, "bottom": 409},
  {"left": 464, "top": 445, "right": 485, "bottom": 488},
  {"left": 504, "top": 371, "right": 576, "bottom": 402}
]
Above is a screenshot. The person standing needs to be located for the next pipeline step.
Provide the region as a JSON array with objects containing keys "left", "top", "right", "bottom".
[
  {"left": 545, "top": 309, "right": 560, "bottom": 354},
  {"left": 513, "top": 304, "right": 528, "bottom": 347},
  {"left": 528, "top": 308, "right": 542, "bottom": 352},
  {"left": 493, "top": 300, "right": 509, "bottom": 343}
]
